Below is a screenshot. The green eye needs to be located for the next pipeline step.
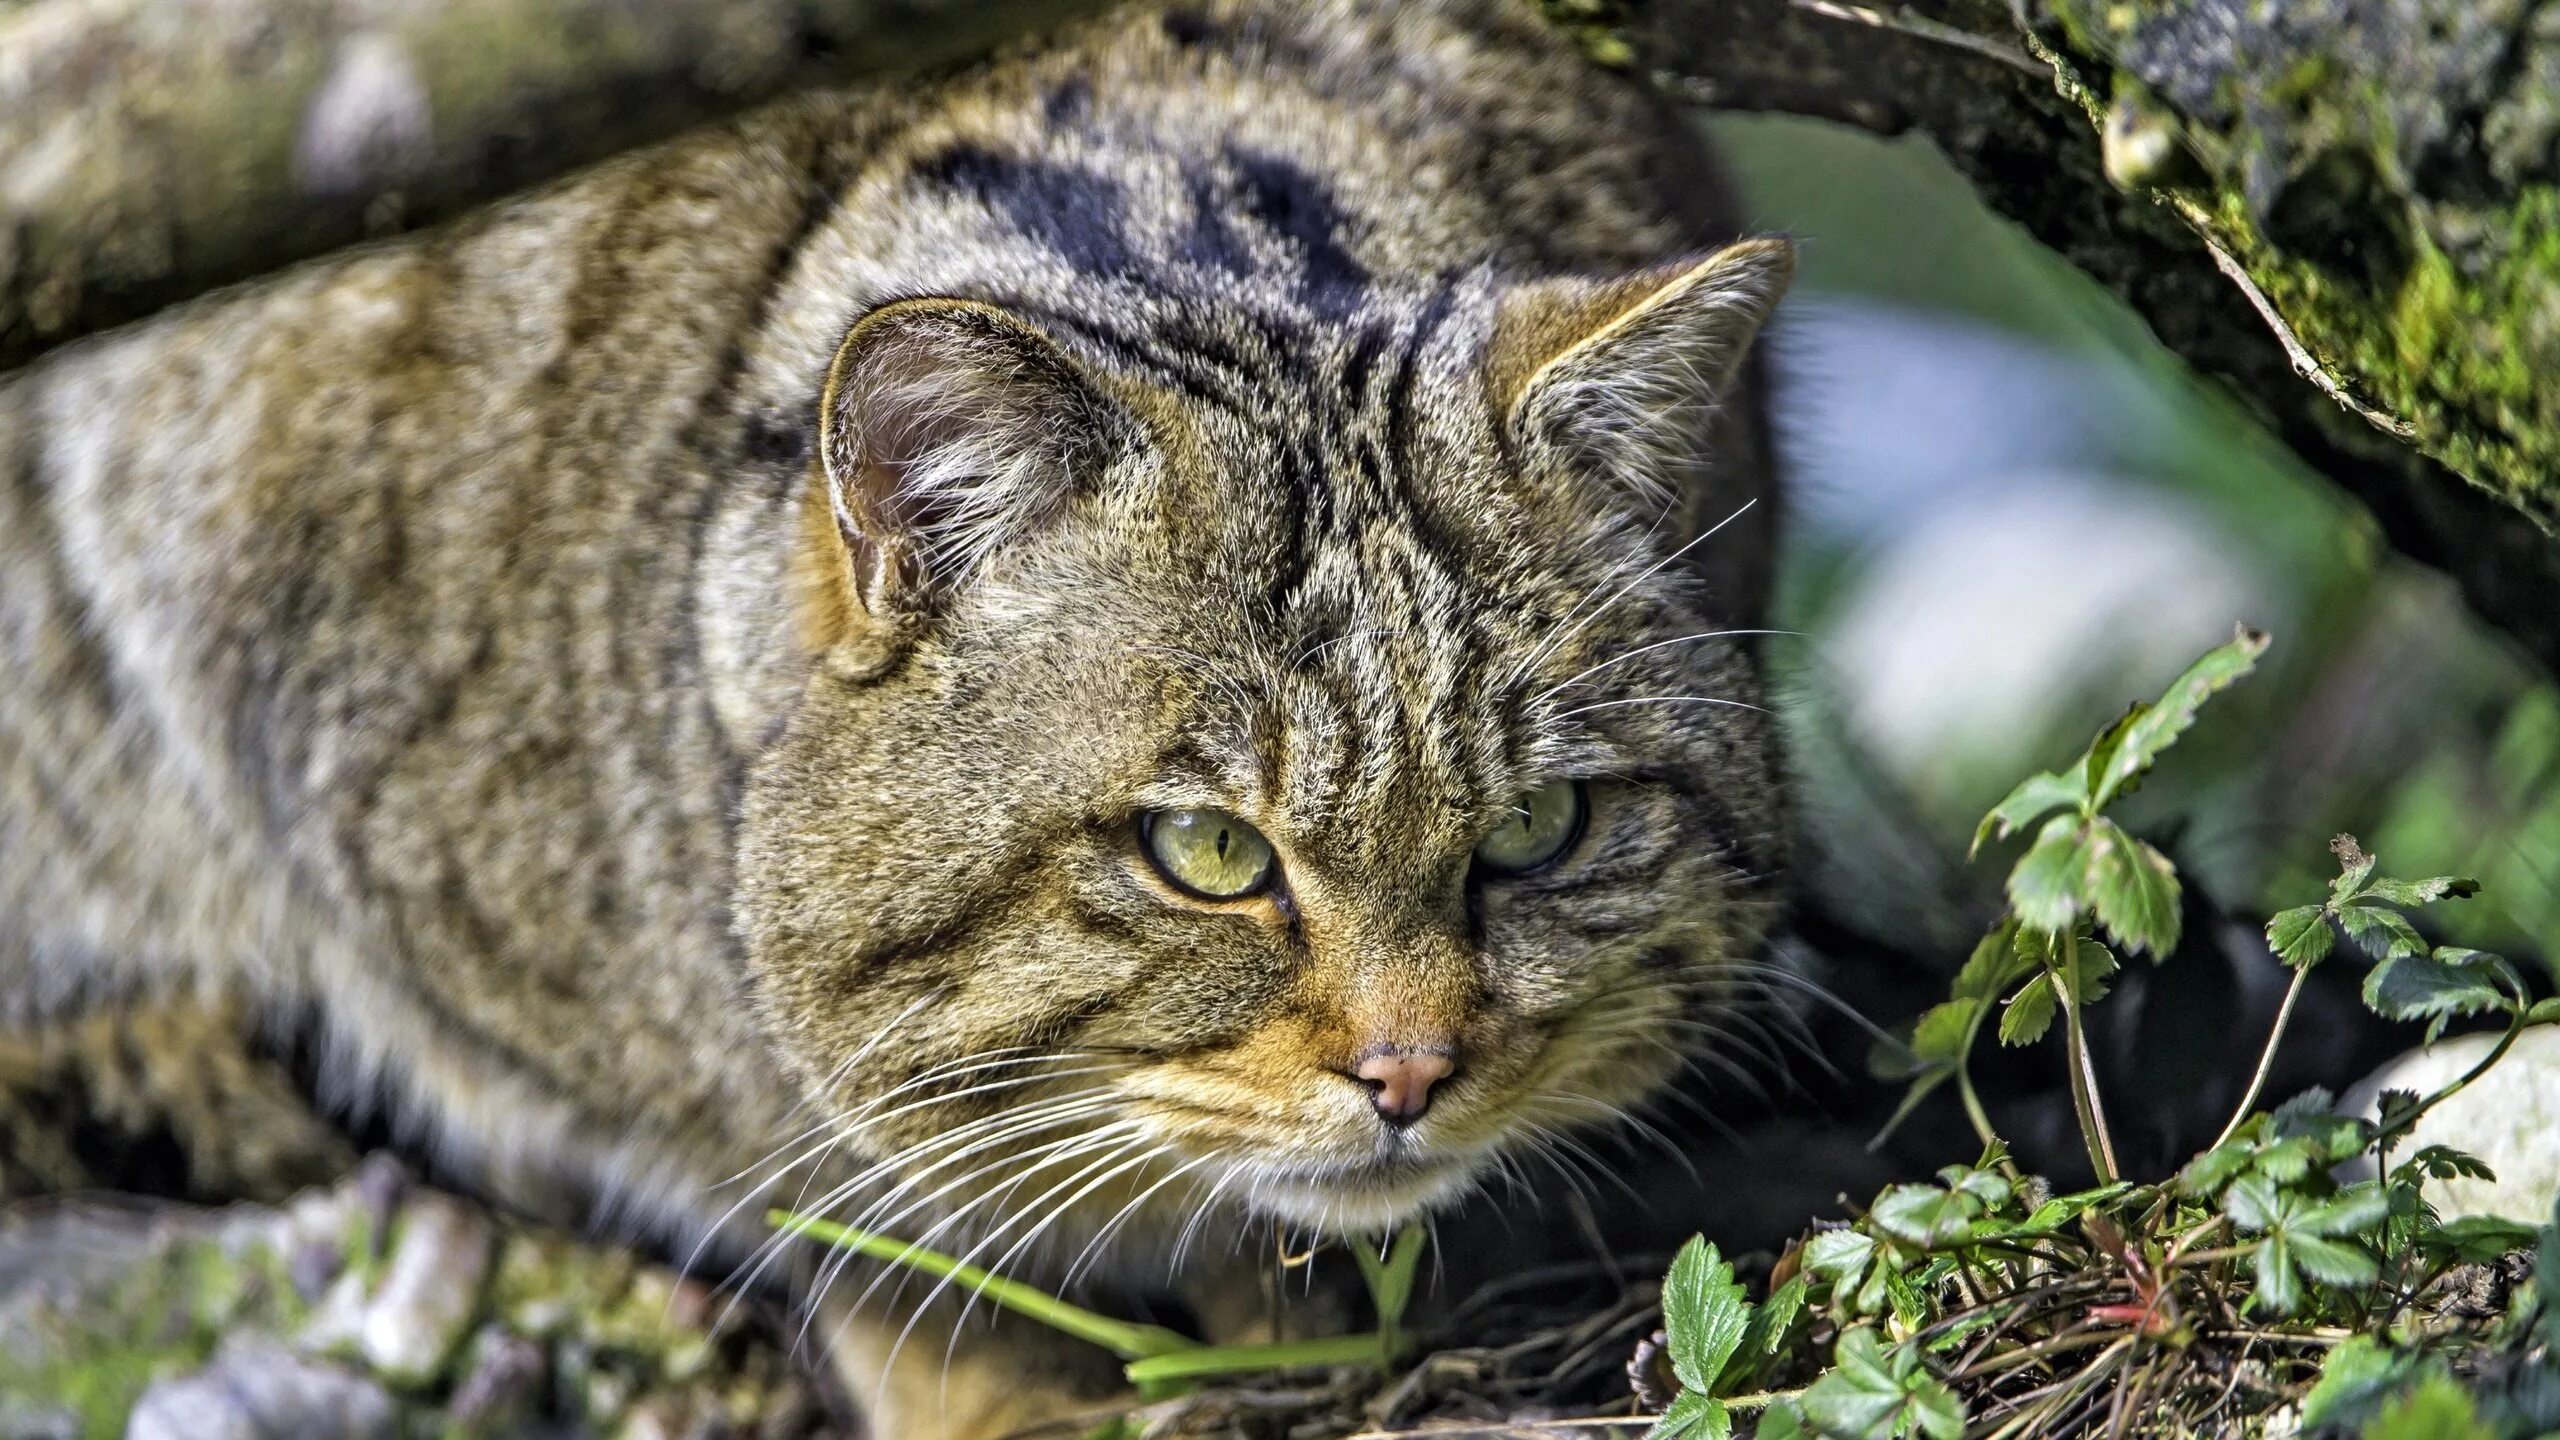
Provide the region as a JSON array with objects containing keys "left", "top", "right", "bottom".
[
  {"left": 1141, "top": 809, "right": 1277, "bottom": 899},
  {"left": 1475, "top": 780, "right": 1585, "bottom": 876}
]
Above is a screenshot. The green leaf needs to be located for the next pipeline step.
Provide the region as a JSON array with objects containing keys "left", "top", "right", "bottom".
[
  {"left": 1661, "top": 1238, "right": 1750, "bottom": 1396},
  {"left": 2401, "top": 1145, "right": 2494, "bottom": 1183},
  {"left": 1951, "top": 920, "right": 2031, "bottom": 1003},
  {"left": 2528, "top": 997, "right": 2560, "bottom": 1027},
  {"left": 1799, "top": 1330, "right": 1965, "bottom": 1440},
  {"left": 2080, "top": 700, "right": 2148, "bottom": 802},
  {"left": 1721, "top": 1277, "right": 1808, "bottom": 1396},
  {"left": 2249, "top": 1234, "right": 2301, "bottom": 1315},
  {"left": 2302, "top": 1183, "right": 2390, "bottom": 1237},
  {"left": 2338, "top": 904, "right": 2428, "bottom": 961},
  {"left": 2088, "top": 625, "right": 2269, "bottom": 808},
  {"left": 2225, "top": 1172, "right": 2283, "bottom": 1232},
  {"left": 2084, "top": 821, "right": 2181, "bottom": 958},
  {"left": 2287, "top": 1233, "right": 2380, "bottom": 1287},
  {"left": 1907, "top": 1000, "right": 1980, "bottom": 1065},
  {"left": 1871, "top": 1183, "right": 1979, "bottom": 1249},
  {"left": 2362, "top": 1373, "right": 2493, "bottom": 1440},
  {"left": 1997, "top": 973, "right": 2058, "bottom": 1046},
  {"left": 2360, "top": 876, "right": 2480, "bottom": 907},
  {"left": 2364, "top": 955, "right": 2508, "bottom": 1024},
  {"left": 1645, "top": 1388, "right": 1728, "bottom": 1440},
  {"left": 2178, "top": 1141, "right": 2257, "bottom": 1198},
  {"left": 1801, "top": 1229, "right": 1875, "bottom": 1293},
  {"left": 2422, "top": 1215, "right": 2537, "bottom": 1264},
  {"left": 2297, "top": 1336, "right": 2417, "bottom": 1432},
  {"left": 2266, "top": 905, "right": 2335, "bottom": 969},
  {"left": 1941, "top": 1166, "right": 2013, "bottom": 1210},
  {"left": 1755, "top": 1397, "right": 1809, "bottom": 1440},
  {"left": 1971, "top": 770, "right": 2085, "bottom": 858},
  {"left": 2007, "top": 817, "right": 2089, "bottom": 931},
  {"left": 1979, "top": 1182, "right": 2132, "bottom": 1240},
  {"left": 2062, "top": 935, "right": 2119, "bottom": 1004}
]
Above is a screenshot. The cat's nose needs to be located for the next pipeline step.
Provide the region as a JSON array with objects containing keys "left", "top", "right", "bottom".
[{"left": 1353, "top": 1047, "right": 1455, "bottom": 1126}]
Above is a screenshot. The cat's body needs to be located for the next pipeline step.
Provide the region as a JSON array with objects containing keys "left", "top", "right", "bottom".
[{"left": 1, "top": 1, "right": 1789, "bottom": 1432}]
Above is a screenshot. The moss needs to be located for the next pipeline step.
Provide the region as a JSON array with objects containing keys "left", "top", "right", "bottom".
[{"left": 2028, "top": 0, "right": 2560, "bottom": 525}]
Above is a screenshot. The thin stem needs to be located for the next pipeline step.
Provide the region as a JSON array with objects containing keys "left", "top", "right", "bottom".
[
  {"left": 769, "top": 1210, "right": 1196, "bottom": 1361},
  {"left": 1122, "top": 1332, "right": 1389, "bottom": 1385},
  {"left": 2056, "top": 936, "right": 2120, "bottom": 1184},
  {"left": 2379, "top": 1014, "right": 2529, "bottom": 1147},
  {"left": 2208, "top": 964, "right": 2311, "bottom": 1153}
]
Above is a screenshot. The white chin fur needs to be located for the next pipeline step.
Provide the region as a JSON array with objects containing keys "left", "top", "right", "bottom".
[{"left": 1236, "top": 1156, "right": 1488, "bottom": 1234}]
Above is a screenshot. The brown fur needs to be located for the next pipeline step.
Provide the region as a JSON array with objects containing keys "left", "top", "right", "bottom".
[{"left": 0, "top": 2, "right": 1791, "bottom": 1432}]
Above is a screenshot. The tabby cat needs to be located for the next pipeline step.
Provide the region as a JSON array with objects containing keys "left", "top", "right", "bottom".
[{"left": 0, "top": 0, "right": 1791, "bottom": 1430}]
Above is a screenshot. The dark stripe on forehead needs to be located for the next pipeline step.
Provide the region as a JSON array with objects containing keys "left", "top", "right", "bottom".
[
  {"left": 1383, "top": 277, "right": 1464, "bottom": 482},
  {"left": 1227, "top": 149, "right": 1370, "bottom": 317},
  {"left": 914, "top": 143, "right": 1136, "bottom": 277}
]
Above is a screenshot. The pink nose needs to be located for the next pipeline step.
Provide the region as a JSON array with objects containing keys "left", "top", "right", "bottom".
[{"left": 1354, "top": 1048, "right": 1455, "bottom": 1125}]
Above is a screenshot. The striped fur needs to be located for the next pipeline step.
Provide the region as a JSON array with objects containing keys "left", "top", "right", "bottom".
[{"left": 0, "top": 1, "right": 1789, "bottom": 1431}]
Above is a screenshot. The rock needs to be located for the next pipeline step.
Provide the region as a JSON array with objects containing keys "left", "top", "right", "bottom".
[
  {"left": 355, "top": 1192, "right": 494, "bottom": 1385},
  {"left": 125, "top": 1338, "right": 395, "bottom": 1440},
  {"left": 2347, "top": 1026, "right": 2560, "bottom": 1221}
]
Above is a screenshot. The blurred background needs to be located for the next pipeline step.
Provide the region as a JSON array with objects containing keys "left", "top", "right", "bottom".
[{"left": 1644, "top": 112, "right": 2560, "bottom": 1210}]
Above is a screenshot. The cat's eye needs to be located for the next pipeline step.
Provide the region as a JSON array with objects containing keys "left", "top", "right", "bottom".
[
  {"left": 1141, "top": 809, "right": 1277, "bottom": 899},
  {"left": 1474, "top": 780, "right": 1585, "bottom": 876}
]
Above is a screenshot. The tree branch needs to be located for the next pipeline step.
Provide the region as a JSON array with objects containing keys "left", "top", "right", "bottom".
[{"left": 0, "top": 0, "right": 1101, "bottom": 371}]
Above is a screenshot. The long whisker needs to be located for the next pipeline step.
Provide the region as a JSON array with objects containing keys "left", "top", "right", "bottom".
[{"left": 1534, "top": 628, "right": 1796, "bottom": 702}]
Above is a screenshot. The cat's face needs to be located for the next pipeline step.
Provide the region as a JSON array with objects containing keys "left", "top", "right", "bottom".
[{"left": 737, "top": 241, "right": 1790, "bottom": 1239}]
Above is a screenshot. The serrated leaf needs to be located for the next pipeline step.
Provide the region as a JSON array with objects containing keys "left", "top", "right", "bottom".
[
  {"left": 2297, "top": 1336, "right": 2416, "bottom": 1432},
  {"left": 1971, "top": 770, "right": 2084, "bottom": 858},
  {"left": 1944, "top": 1168, "right": 2013, "bottom": 1210},
  {"left": 2081, "top": 702, "right": 2149, "bottom": 799},
  {"left": 2363, "top": 1373, "right": 2493, "bottom": 1440},
  {"left": 1907, "top": 1000, "right": 1980, "bottom": 1066},
  {"left": 1871, "top": 1183, "right": 1979, "bottom": 1249},
  {"left": 2249, "top": 1235, "right": 2301, "bottom": 1315},
  {"left": 2287, "top": 1233, "right": 2379, "bottom": 1287},
  {"left": 2338, "top": 904, "right": 2428, "bottom": 961},
  {"left": 1952, "top": 920, "right": 2030, "bottom": 1003},
  {"left": 2423, "top": 1215, "right": 2537, "bottom": 1264},
  {"left": 1980, "top": 1182, "right": 2132, "bottom": 1240},
  {"left": 1998, "top": 974, "right": 2057, "bottom": 1046},
  {"left": 1801, "top": 1329, "right": 1961, "bottom": 1440},
  {"left": 2178, "top": 1141, "right": 2256, "bottom": 1198},
  {"left": 2265, "top": 905, "right": 2335, "bottom": 969},
  {"left": 1720, "top": 1277, "right": 1807, "bottom": 1396},
  {"left": 2063, "top": 935, "right": 2119, "bottom": 1004},
  {"left": 2364, "top": 955, "right": 2508, "bottom": 1024},
  {"left": 1802, "top": 1229, "right": 1875, "bottom": 1293},
  {"left": 2008, "top": 816, "right": 2090, "bottom": 932},
  {"left": 2225, "top": 1172, "right": 2282, "bottom": 1232},
  {"left": 1646, "top": 1387, "right": 1726, "bottom": 1440},
  {"left": 1661, "top": 1238, "right": 1750, "bottom": 1395},
  {"left": 2302, "top": 1183, "right": 2390, "bottom": 1237},
  {"left": 2361, "top": 876, "right": 2480, "bottom": 907},
  {"left": 2084, "top": 821, "right": 2181, "bottom": 958},
  {"left": 1754, "top": 1397, "right": 1809, "bottom": 1440},
  {"left": 2403, "top": 1145, "right": 2495, "bottom": 1182},
  {"left": 2088, "top": 625, "right": 2268, "bottom": 808}
]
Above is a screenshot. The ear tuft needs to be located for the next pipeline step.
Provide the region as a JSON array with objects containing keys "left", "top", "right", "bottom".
[
  {"left": 806, "top": 299, "right": 1115, "bottom": 643},
  {"left": 1490, "top": 238, "right": 1794, "bottom": 514}
]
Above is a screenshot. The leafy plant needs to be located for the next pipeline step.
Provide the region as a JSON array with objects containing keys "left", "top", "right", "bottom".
[{"left": 1642, "top": 627, "right": 2560, "bottom": 1437}]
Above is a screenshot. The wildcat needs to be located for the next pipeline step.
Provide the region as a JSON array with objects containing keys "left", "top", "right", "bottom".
[{"left": 0, "top": 0, "right": 1791, "bottom": 1431}]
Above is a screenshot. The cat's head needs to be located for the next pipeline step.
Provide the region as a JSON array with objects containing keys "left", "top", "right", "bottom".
[{"left": 736, "top": 240, "right": 1792, "bottom": 1236}]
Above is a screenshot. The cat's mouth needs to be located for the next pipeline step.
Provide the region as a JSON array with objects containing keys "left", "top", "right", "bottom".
[{"left": 1225, "top": 1147, "right": 1491, "bottom": 1232}]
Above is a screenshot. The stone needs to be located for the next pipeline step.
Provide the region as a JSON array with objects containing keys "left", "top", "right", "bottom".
[
  {"left": 354, "top": 1192, "right": 494, "bottom": 1385},
  {"left": 2346, "top": 1025, "right": 2560, "bottom": 1222},
  {"left": 124, "top": 1338, "right": 395, "bottom": 1440}
]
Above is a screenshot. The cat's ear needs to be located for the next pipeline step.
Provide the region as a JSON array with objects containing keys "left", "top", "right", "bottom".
[
  {"left": 1488, "top": 238, "right": 1793, "bottom": 515},
  {"left": 801, "top": 297, "right": 1118, "bottom": 647}
]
